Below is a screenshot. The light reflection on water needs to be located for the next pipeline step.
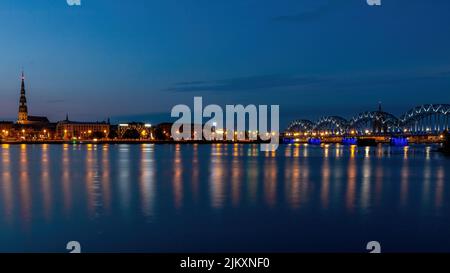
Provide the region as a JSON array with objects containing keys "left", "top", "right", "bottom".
[{"left": 0, "top": 143, "right": 449, "bottom": 252}]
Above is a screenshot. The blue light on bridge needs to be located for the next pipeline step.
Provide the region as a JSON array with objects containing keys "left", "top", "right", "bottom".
[
  {"left": 308, "top": 138, "right": 321, "bottom": 145},
  {"left": 342, "top": 137, "right": 357, "bottom": 145},
  {"left": 390, "top": 137, "right": 409, "bottom": 147},
  {"left": 283, "top": 138, "right": 295, "bottom": 144}
]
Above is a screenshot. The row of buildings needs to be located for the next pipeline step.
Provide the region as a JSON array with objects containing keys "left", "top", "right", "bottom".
[
  {"left": 0, "top": 73, "right": 162, "bottom": 141},
  {"left": 0, "top": 73, "right": 264, "bottom": 142}
]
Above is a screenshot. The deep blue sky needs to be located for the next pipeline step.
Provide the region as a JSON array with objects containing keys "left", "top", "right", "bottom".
[{"left": 0, "top": 0, "right": 449, "bottom": 127}]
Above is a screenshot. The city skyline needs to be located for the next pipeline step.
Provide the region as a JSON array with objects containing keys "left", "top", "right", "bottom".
[
  {"left": 1, "top": 70, "right": 449, "bottom": 129},
  {"left": 1, "top": 70, "right": 447, "bottom": 144},
  {"left": 2, "top": 0, "right": 450, "bottom": 258},
  {"left": 0, "top": 0, "right": 450, "bottom": 128}
]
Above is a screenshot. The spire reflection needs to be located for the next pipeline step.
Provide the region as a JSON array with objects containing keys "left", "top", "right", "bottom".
[
  {"left": 1, "top": 145, "right": 13, "bottom": 225},
  {"left": 19, "top": 144, "right": 32, "bottom": 226}
]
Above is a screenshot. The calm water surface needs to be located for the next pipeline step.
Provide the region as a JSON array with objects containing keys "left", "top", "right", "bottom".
[{"left": 0, "top": 143, "right": 450, "bottom": 252}]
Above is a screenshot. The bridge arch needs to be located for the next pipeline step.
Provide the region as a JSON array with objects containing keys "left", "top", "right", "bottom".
[
  {"left": 349, "top": 111, "right": 399, "bottom": 134},
  {"left": 286, "top": 119, "right": 314, "bottom": 134},
  {"left": 313, "top": 116, "right": 348, "bottom": 135},
  {"left": 399, "top": 104, "right": 450, "bottom": 133}
]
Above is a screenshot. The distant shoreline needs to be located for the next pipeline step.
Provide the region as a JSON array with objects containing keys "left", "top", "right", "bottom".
[
  {"left": 0, "top": 139, "right": 443, "bottom": 145},
  {"left": 0, "top": 139, "right": 270, "bottom": 145}
]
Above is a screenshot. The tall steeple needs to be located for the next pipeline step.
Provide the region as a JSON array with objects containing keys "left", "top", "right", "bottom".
[{"left": 17, "top": 71, "right": 28, "bottom": 124}]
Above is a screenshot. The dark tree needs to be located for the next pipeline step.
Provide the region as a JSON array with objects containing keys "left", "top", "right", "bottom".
[
  {"left": 122, "top": 129, "right": 140, "bottom": 139},
  {"left": 92, "top": 131, "right": 106, "bottom": 139},
  {"left": 108, "top": 129, "right": 118, "bottom": 139}
]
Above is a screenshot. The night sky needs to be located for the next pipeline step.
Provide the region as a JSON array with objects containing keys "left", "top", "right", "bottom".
[{"left": 0, "top": 0, "right": 449, "bottom": 127}]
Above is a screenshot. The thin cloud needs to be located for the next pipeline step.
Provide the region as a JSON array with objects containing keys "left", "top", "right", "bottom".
[
  {"left": 165, "top": 68, "right": 450, "bottom": 93},
  {"left": 165, "top": 74, "right": 326, "bottom": 92}
]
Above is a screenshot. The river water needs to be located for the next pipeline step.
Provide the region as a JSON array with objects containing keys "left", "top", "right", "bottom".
[{"left": 0, "top": 143, "right": 449, "bottom": 252}]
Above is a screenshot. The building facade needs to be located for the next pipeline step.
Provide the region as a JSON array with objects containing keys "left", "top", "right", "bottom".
[
  {"left": 0, "top": 121, "right": 14, "bottom": 140},
  {"left": 56, "top": 118, "right": 110, "bottom": 140}
]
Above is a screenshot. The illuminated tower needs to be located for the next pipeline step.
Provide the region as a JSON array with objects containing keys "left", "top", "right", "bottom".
[
  {"left": 17, "top": 71, "right": 28, "bottom": 124},
  {"left": 373, "top": 101, "right": 387, "bottom": 134}
]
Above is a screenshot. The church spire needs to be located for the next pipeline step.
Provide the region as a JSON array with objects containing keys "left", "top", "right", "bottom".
[
  {"left": 17, "top": 71, "right": 28, "bottom": 124},
  {"left": 21, "top": 71, "right": 25, "bottom": 94}
]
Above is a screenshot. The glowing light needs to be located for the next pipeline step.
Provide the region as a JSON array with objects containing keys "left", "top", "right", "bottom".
[
  {"left": 390, "top": 137, "right": 408, "bottom": 147},
  {"left": 342, "top": 137, "right": 357, "bottom": 145},
  {"left": 119, "top": 124, "right": 129, "bottom": 127},
  {"left": 308, "top": 138, "right": 321, "bottom": 145},
  {"left": 144, "top": 124, "right": 152, "bottom": 127}
]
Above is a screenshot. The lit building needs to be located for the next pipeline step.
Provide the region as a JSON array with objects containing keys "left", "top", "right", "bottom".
[
  {"left": 56, "top": 116, "right": 110, "bottom": 140},
  {"left": 0, "top": 121, "right": 14, "bottom": 140}
]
